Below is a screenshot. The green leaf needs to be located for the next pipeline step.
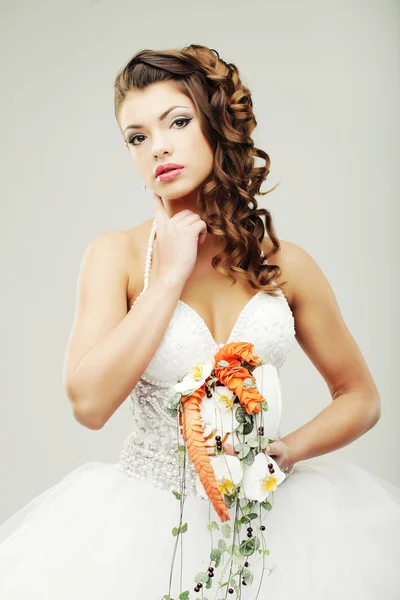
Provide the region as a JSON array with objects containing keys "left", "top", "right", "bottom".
[
  {"left": 247, "top": 512, "right": 259, "bottom": 520},
  {"left": 217, "top": 359, "right": 229, "bottom": 367},
  {"left": 221, "top": 523, "right": 232, "bottom": 538},
  {"left": 180, "top": 522, "right": 188, "bottom": 534},
  {"left": 181, "top": 388, "right": 196, "bottom": 397},
  {"left": 260, "top": 436, "right": 269, "bottom": 449},
  {"left": 243, "top": 449, "right": 255, "bottom": 465},
  {"left": 210, "top": 548, "right": 221, "bottom": 568},
  {"left": 235, "top": 422, "right": 244, "bottom": 434},
  {"left": 235, "top": 405, "right": 248, "bottom": 423},
  {"left": 172, "top": 523, "right": 188, "bottom": 536},
  {"left": 224, "top": 493, "right": 237, "bottom": 508},
  {"left": 166, "top": 405, "right": 179, "bottom": 417},
  {"left": 218, "top": 539, "right": 227, "bottom": 552},
  {"left": 261, "top": 399, "right": 269, "bottom": 411},
  {"left": 172, "top": 489, "right": 181, "bottom": 500},
  {"left": 239, "top": 538, "right": 256, "bottom": 556},
  {"left": 243, "top": 377, "right": 256, "bottom": 389},
  {"left": 179, "top": 592, "right": 190, "bottom": 600},
  {"left": 207, "top": 521, "right": 220, "bottom": 532},
  {"left": 195, "top": 572, "right": 209, "bottom": 584},
  {"left": 261, "top": 500, "right": 273, "bottom": 511},
  {"left": 242, "top": 420, "right": 254, "bottom": 435},
  {"left": 240, "top": 515, "right": 250, "bottom": 524},
  {"left": 242, "top": 568, "right": 254, "bottom": 585},
  {"left": 235, "top": 443, "right": 250, "bottom": 459},
  {"left": 174, "top": 449, "right": 185, "bottom": 468},
  {"left": 247, "top": 437, "right": 259, "bottom": 448}
]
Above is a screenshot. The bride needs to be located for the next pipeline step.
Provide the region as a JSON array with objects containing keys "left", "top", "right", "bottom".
[{"left": 0, "top": 44, "right": 399, "bottom": 599}]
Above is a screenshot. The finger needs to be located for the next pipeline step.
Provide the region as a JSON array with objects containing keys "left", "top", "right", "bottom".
[
  {"left": 193, "top": 221, "right": 207, "bottom": 245},
  {"left": 152, "top": 193, "right": 169, "bottom": 224},
  {"left": 198, "top": 227, "right": 207, "bottom": 245},
  {"left": 266, "top": 442, "right": 280, "bottom": 456}
]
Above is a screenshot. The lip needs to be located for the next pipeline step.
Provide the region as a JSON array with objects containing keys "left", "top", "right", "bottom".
[
  {"left": 157, "top": 167, "right": 184, "bottom": 182},
  {"left": 155, "top": 163, "right": 184, "bottom": 177}
]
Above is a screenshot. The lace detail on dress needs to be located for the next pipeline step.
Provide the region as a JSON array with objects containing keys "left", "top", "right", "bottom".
[
  {"left": 117, "top": 379, "right": 198, "bottom": 495},
  {"left": 118, "top": 219, "right": 297, "bottom": 494}
]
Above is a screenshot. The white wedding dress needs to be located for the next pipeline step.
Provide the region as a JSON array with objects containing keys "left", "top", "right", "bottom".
[{"left": 1, "top": 219, "right": 400, "bottom": 599}]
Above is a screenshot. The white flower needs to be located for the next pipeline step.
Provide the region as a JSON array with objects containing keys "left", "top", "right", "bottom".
[
  {"left": 173, "top": 361, "right": 214, "bottom": 394},
  {"left": 196, "top": 454, "right": 243, "bottom": 500},
  {"left": 252, "top": 363, "right": 282, "bottom": 439},
  {"left": 241, "top": 452, "right": 286, "bottom": 502},
  {"left": 200, "top": 385, "right": 240, "bottom": 439}
]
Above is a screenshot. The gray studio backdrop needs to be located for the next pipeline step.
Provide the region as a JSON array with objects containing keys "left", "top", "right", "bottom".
[{"left": 0, "top": 0, "right": 399, "bottom": 523}]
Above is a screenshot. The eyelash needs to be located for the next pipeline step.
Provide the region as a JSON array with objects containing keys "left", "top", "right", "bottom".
[{"left": 127, "top": 117, "right": 193, "bottom": 146}]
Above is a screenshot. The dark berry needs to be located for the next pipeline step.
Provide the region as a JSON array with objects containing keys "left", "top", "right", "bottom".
[
  {"left": 244, "top": 561, "right": 249, "bottom": 567},
  {"left": 215, "top": 435, "right": 221, "bottom": 441},
  {"left": 242, "top": 580, "right": 247, "bottom": 585},
  {"left": 247, "top": 532, "right": 252, "bottom": 537},
  {"left": 260, "top": 525, "right": 265, "bottom": 531},
  {"left": 228, "top": 589, "right": 234, "bottom": 594}
]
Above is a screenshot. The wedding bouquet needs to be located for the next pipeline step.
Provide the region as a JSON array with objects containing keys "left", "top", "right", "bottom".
[{"left": 164, "top": 342, "right": 287, "bottom": 600}]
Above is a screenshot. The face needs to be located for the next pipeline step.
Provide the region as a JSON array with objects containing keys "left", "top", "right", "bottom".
[{"left": 119, "top": 81, "right": 214, "bottom": 206}]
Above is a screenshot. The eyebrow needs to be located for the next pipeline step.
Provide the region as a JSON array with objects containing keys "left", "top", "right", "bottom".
[{"left": 123, "top": 105, "right": 191, "bottom": 134}]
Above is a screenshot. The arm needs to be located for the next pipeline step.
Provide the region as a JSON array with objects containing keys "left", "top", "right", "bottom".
[
  {"left": 63, "top": 231, "right": 184, "bottom": 430},
  {"left": 275, "top": 242, "right": 381, "bottom": 466}
]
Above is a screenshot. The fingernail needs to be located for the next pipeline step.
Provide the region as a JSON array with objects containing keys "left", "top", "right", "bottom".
[{"left": 266, "top": 446, "right": 271, "bottom": 453}]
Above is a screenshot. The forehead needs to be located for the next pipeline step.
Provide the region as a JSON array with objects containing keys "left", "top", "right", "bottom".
[{"left": 119, "top": 81, "right": 194, "bottom": 129}]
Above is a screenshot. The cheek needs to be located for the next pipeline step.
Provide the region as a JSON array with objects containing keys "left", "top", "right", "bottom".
[{"left": 187, "top": 135, "right": 214, "bottom": 171}]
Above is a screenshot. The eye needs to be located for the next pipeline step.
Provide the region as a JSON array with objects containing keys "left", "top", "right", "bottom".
[{"left": 127, "top": 116, "right": 193, "bottom": 146}]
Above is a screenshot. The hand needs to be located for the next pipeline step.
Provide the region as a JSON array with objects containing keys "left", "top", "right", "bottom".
[
  {"left": 223, "top": 439, "right": 294, "bottom": 471},
  {"left": 264, "top": 440, "right": 293, "bottom": 471},
  {"left": 152, "top": 193, "right": 208, "bottom": 285}
]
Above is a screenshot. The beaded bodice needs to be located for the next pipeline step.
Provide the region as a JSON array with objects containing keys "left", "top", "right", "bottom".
[{"left": 117, "top": 219, "right": 296, "bottom": 495}]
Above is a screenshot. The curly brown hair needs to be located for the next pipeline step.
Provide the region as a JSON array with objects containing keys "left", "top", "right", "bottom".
[{"left": 114, "top": 44, "right": 285, "bottom": 296}]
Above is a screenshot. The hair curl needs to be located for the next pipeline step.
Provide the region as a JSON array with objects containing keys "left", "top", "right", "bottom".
[{"left": 114, "top": 44, "right": 285, "bottom": 296}]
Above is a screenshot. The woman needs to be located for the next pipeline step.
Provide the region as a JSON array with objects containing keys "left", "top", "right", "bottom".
[{"left": 0, "top": 44, "right": 399, "bottom": 599}]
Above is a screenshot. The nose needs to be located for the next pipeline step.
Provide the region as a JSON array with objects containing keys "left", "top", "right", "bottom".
[{"left": 152, "top": 137, "right": 173, "bottom": 159}]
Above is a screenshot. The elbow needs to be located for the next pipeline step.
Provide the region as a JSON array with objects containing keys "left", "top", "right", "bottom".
[
  {"left": 65, "top": 381, "right": 106, "bottom": 431},
  {"left": 72, "top": 402, "right": 106, "bottom": 430},
  {"left": 371, "top": 394, "right": 381, "bottom": 427},
  {"left": 365, "top": 389, "right": 381, "bottom": 431}
]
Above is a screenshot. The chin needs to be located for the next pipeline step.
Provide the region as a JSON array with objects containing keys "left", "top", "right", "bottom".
[{"left": 156, "top": 181, "right": 201, "bottom": 201}]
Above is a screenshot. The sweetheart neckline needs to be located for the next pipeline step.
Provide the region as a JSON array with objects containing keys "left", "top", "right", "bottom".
[{"left": 177, "top": 291, "right": 264, "bottom": 348}]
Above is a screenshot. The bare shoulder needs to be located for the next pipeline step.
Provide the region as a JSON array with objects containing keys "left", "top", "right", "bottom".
[{"left": 261, "top": 237, "right": 314, "bottom": 308}]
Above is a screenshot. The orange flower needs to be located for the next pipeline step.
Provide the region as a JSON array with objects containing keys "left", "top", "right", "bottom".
[
  {"left": 214, "top": 342, "right": 264, "bottom": 414},
  {"left": 179, "top": 383, "right": 230, "bottom": 523},
  {"left": 215, "top": 342, "right": 260, "bottom": 367}
]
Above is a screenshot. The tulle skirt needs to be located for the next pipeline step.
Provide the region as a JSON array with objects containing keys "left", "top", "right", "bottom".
[{"left": 0, "top": 454, "right": 399, "bottom": 599}]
